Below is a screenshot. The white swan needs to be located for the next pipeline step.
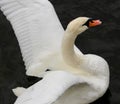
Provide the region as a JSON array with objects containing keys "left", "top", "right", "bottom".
[{"left": 0, "top": 0, "right": 109, "bottom": 104}]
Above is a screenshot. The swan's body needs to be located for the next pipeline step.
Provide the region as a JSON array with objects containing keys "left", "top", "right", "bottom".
[{"left": 0, "top": 0, "right": 109, "bottom": 104}]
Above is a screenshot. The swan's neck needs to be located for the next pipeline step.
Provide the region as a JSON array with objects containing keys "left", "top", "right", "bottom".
[{"left": 62, "top": 30, "right": 83, "bottom": 68}]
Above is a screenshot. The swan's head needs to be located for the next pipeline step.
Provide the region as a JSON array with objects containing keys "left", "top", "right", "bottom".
[{"left": 66, "top": 17, "right": 102, "bottom": 35}]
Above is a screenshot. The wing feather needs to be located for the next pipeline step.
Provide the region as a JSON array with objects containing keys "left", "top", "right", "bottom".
[
  {"left": 14, "top": 71, "right": 87, "bottom": 104},
  {"left": 0, "top": 0, "right": 64, "bottom": 72}
]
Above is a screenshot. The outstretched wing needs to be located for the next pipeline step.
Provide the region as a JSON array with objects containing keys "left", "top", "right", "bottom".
[
  {"left": 14, "top": 71, "right": 105, "bottom": 104},
  {"left": 14, "top": 71, "right": 88, "bottom": 104},
  {"left": 0, "top": 0, "right": 64, "bottom": 72}
]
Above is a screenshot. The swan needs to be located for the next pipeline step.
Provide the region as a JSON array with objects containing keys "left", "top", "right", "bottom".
[{"left": 0, "top": 0, "right": 110, "bottom": 104}]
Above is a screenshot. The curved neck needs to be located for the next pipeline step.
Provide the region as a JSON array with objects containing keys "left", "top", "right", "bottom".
[{"left": 62, "top": 30, "right": 83, "bottom": 68}]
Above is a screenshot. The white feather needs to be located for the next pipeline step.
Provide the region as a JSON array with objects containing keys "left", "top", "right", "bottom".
[
  {"left": 12, "top": 87, "right": 26, "bottom": 97},
  {"left": 0, "top": 0, "right": 66, "bottom": 75},
  {"left": 14, "top": 71, "right": 108, "bottom": 104}
]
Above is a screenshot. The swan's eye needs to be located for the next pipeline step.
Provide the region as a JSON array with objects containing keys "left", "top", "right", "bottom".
[{"left": 89, "top": 20, "right": 94, "bottom": 23}]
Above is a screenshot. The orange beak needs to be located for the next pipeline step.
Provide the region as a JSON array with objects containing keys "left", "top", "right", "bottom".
[{"left": 89, "top": 20, "right": 102, "bottom": 27}]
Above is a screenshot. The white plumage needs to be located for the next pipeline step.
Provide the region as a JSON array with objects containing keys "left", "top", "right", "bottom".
[
  {"left": 0, "top": 0, "right": 65, "bottom": 76},
  {"left": 13, "top": 71, "right": 108, "bottom": 104},
  {"left": 0, "top": 0, "right": 110, "bottom": 104}
]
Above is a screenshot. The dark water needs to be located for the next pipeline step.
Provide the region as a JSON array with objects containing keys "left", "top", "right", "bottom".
[{"left": 0, "top": 0, "right": 120, "bottom": 104}]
